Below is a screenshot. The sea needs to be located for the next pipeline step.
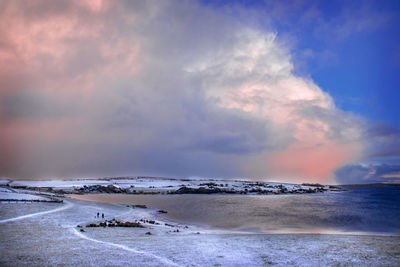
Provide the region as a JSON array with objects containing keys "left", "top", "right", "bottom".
[{"left": 72, "top": 185, "right": 400, "bottom": 235}]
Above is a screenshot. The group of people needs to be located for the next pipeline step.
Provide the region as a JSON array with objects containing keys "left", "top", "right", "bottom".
[{"left": 96, "top": 212, "right": 104, "bottom": 219}]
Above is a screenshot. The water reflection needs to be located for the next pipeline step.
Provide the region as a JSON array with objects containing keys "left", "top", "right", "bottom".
[{"left": 71, "top": 186, "right": 400, "bottom": 234}]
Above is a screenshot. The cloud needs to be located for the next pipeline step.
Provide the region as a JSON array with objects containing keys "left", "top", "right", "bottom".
[
  {"left": 335, "top": 164, "right": 400, "bottom": 184},
  {"left": 0, "top": 0, "right": 389, "bottom": 182},
  {"left": 1, "top": 90, "right": 73, "bottom": 119},
  {"left": 333, "top": 119, "right": 400, "bottom": 184}
]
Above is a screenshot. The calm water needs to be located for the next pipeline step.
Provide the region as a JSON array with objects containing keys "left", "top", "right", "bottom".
[{"left": 72, "top": 185, "right": 400, "bottom": 235}]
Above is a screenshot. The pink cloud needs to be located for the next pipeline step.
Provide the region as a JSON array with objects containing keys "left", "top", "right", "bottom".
[
  {"left": 208, "top": 32, "right": 362, "bottom": 182},
  {"left": 267, "top": 140, "right": 360, "bottom": 183}
]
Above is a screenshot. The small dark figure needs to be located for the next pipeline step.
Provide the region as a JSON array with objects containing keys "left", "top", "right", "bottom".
[
  {"left": 97, "top": 212, "right": 99, "bottom": 218},
  {"left": 102, "top": 213, "right": 104, "bottom": 218}
]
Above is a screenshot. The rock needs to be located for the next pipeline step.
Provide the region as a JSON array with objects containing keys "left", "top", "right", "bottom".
[
  {"left": 77, "top": 184, "right": 127, "bottom": 193},
  {"left": 119, "top": 221, "right": 145, "bottom": 228},
  {"left": 133, "top": 204, "right": 147, "bottom": 209},
  {"left": 199, "top": 182, "right": 218, "bottom": 187},
  {"left": 145, "top": 232, "right": 152, "bottom": 235},
  {"left": 170, "top": 186, "right": 237, "bottom": 194},
  {"left": 158, "top": 209, "right": 168, "bottom": 214},
  {"left": 86, "top": 221, "right": 145, "bottom": 228},
  {"left": 86, "top": 223, "right": 99, "bottom": 227},
  {"left": 302, "top": 183, "right": 323, "bottom": 187},
  {"left": 80, "top": 228, "right": 85, "bottom": 232}
]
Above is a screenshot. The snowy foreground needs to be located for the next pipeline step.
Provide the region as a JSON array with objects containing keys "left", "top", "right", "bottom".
[{"left": 0, "top": 178, "right": 399, "bottom": 266}]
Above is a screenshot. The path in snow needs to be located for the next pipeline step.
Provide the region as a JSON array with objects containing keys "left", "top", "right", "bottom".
[
  {"left": 1, "top": 197, "right": 179, "bottom": 266},
  {"left": 71, "top": 228, "right": 179, "bottom": 266},
  {"left": 0, "top": 200, "right": 73, "bottom": 224},
  {"left": 70, "top": 203, "right": 179, "bottom": 266}
]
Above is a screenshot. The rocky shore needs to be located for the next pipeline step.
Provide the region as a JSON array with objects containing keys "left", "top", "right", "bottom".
[
  {"left": 85, "top": 219, "right": 145, "bottom": 228},
  {"left": 168, "top": 183, "right": 334, "bottom": 195},
  {"left": 1, "top": 177, "right": 345, "bottom": 197}
]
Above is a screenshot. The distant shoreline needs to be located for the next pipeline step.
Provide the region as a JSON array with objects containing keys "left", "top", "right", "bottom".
[
  {"left": 340, "top": 183, "right": 400, "bottom": 187},
  {"left": 0, "top": 177, "right": 346, "bottom": 196}
]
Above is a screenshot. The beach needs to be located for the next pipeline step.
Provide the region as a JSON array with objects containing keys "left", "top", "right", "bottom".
[
  {"left": 1, "top": 179, "right": 399, "bottom": 266},
  {"left": 1, "top": 198, "right": 399, "bottom": 266}
]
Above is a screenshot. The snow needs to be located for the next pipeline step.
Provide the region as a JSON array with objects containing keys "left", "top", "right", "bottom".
[
  {"left": 1, "top": 179, "right": 396, "bottom": 265},
  {"left": 0, "top": 187, "right": 13, "bottom": 193},
  {"left": 9, "top": 179, "right": 110, "bottom": 189},
  {"left": 0, "top": 191, "right": 49, "bottom": 201},
  {"left": 0, "top": 180, "right": 10, "bottom": 185},
  {"left": 0, "top": 200, "right": 72, "bottom": 223},
  {"left": 0, "top": 195, "right": 398, "bottom": 266},
  {"left": 6, "top": 177, "right": 331, "bottom": 194},
  {"left": 71, "top": 228, "right": 179, "bottom": 266},
  {"left": 7, "top": 177, "right": 198, "bottom": 190}
]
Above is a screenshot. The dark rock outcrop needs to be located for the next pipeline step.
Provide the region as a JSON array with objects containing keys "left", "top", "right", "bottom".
[
  {"left": 133, "top": 204, "right": 147, "bottom": 209},
  {"left": 169, "top": 186, "right": 237, "bottom": 194},
  {"left": 78, "top": 185, "right": 125, "bottom": 193},
  {"left": 86, "top": 219, "right": 145, "bottom": 228}
]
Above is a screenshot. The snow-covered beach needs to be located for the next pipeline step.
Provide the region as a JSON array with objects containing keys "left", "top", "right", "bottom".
[{"left": 1, "top": 178, "right": 399, "bottom": 266}]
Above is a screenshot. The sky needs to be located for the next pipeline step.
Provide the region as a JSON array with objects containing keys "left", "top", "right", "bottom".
[{"left": 0, "top": 0, "right": 399, "bottom": 184}]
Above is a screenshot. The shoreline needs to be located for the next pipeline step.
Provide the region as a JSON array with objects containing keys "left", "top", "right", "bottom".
[
  {"left": 2, "top": 177, "right": 399, "bottom": 237},
  {"left": 1, "top": 177, "right": 345, "bottom": 196},
  {"left": 1, "top": 193, "right": 399, "bottom": 266},
  {"left": 67, "top": 193, "right": 400, "bottom": 238}
]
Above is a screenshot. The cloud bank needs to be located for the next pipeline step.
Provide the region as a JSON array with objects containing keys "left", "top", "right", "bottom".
[{"left": 0, "top": 0, "right": 397, "bottom": 183}]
